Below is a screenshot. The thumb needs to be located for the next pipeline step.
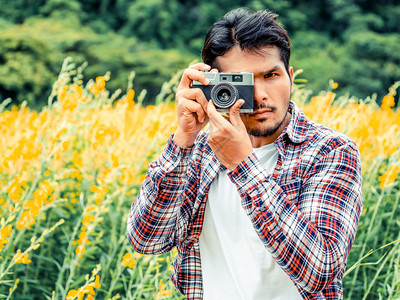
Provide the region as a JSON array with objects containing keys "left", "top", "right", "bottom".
[{"left": 229, "top": 99, "right": 245, "bottom": 128}]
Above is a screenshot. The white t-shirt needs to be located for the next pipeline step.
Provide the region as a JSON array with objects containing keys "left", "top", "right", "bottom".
[{"left": 199, "top": 143, "right": 302, "bottom": 300}]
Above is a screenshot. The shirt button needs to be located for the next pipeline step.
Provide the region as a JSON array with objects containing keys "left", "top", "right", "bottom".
[
  {"left": 172, "top": 156, "right": 178, "bottom": 162},
  {"left": 240, "top": 175, "right": 247, "bottom": 183}
]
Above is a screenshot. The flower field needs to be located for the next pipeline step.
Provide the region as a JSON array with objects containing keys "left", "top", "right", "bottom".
[{"left": 1, "top": 59, "right": 399, "bottom": 299}]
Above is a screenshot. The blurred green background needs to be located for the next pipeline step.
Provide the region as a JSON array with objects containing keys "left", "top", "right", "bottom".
[{"left": 0, "top": 0, "right": 399, "bottom": 107}]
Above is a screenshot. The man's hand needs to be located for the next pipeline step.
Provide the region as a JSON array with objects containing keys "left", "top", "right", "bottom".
[
  {"left": 173, "top": 63, "right": 211, "bottom": 148},
  {"left": 207, "top": 100, "right": 253, "bottom": 171}
]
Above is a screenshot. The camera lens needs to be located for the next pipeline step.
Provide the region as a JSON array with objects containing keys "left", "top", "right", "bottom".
[
  {"left": 210, "top": 83, "right": 238, "bottom": 109},
  {"left": 217, "top": 90, "right": 231, "bottom": 102}
]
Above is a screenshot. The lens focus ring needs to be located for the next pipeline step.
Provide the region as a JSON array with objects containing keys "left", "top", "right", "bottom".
[{"left": 210, "top": 83, "right": 238, "bottom": 109}]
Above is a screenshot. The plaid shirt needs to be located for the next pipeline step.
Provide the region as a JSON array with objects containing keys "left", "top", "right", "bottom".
[{"left": 127, "top": 101, "right": 363, "bottom": 300}]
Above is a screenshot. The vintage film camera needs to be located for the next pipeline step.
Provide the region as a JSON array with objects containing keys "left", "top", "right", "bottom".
[{"left": 192, "top": 72, "right": 254, "bottom": 113}]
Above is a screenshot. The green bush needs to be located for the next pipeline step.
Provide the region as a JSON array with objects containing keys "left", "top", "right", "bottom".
[{"left": 0, "top": 16, "right": 195, "bottom": 107}]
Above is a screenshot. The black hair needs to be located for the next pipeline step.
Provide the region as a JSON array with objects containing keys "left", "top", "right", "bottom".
[{"left": 202, "top": 8, "right": 291, "bottom": 74}]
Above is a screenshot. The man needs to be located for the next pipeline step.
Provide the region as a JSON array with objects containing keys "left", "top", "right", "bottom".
[{"left": 127, "top": 8, "right": 363, "bottom": 300}]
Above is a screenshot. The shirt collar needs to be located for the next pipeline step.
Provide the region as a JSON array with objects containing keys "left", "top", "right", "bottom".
[{"left": 280, "top": 100, "right": 310, "bottom": 144}]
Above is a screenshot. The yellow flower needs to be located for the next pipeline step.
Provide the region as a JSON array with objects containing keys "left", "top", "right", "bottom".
[
  {"left": 32, "top": 180, "right": 54, "bottom": 205},
  {"left": 126, "top": 89, "right": 135, "bottom": 108},
  {"left": 0, "top": 224, "right": 12, "bottom": 252},
  {"left": 8, "top": 278, "right": 20, "bottom": 295},
  {"left": 156, "top": 281, "right": 173, "bottom": 298},
  {"left": 17, "top": 210, "right": 35, "bottom": 230},
  {"left": 83, "top": 205, "right": 97, "bottom": 215},
  {"left": 83, "top": 285, "right": 95, "bottom": 296},
  {"left": 13, "top": 249, "right": 32, "bottom": 264},
  {"left": 331, "top": 82, "right": 338, "bottom": 89},
  {"left": 66, "top": 271, "right": 101, "bottom": 299},
  {"left": 75, "top": 244, "right": 86, "bottom": 258},
  {"left": 72, "top": 150, "right": 83, "bottom": 168},
  {"left": 381, "top": 94, "right": 395, "bottom": 110},
  {"left": 78, "top": 231, "right": 91, "bottom": 244},
  {"left": 7, "top": 175, "right": 26, "bottom": 202},
  {"left": 58, "top": 84, "right": 82, "bottom": 111},
  {"left": 66, "top": 289, "right": 77, "bottom": 300},
  {"left": 89, "top": 75, "right": 109, "bottom": 96},
  {"left": 90, "top": 185, "right": 100, "bottom": 193},
  {"left": 72, "top": 230, "right": 91, "bottom": 258},
  {"left": 122, "top": 252, "right": 135, "bottom": 268},
  {"left": 93, "top": 275, "right": 101, "bottom": 289},
  {"left": 82, "top": 215, "right": 95, "bottom": 227},
  {"left": 66, "top": 289, "right": 85, "bottom": 300},
  {"left": 96, "top": 77, "right": 106, "bottom": 90},
  {"left": 119, "top": 167, "right": 137, "bottom": 185},
  {"left": 379, "top": 165, "right": 400, "bottom": 189},
  {"left": 16, "top": 180, "right": 55, "bottom": 230},
  {"left": 71, "top": 169, "right": 83, "bottom": 181}
]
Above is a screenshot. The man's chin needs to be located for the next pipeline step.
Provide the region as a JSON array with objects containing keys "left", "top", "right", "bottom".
[
  {"left": 246, "top": 122, "right": 281, "bottom": 137},
  {"left": 246, "top": 115, "right": 289, "bottom": 138}
]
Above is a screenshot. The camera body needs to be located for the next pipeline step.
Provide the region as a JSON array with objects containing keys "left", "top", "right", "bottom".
[{"left": 192, "top": 72, "right": 254, "bottom": 113}]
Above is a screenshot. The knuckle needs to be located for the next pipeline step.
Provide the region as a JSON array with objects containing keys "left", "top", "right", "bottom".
[
  {"left": 176, "top": 100, "right": 185, "bottom": 109},
  {"left": 189, "top": 62, "right": 209, "bottom": 70},
  {"left": 176, "top": 97, "right": 191, "bottom": 108},
  {"left": 182, "top": 69, "right": 192, "bottom": 78},
  {"left": 219, "top": 128, "right": 229, "bottom": 136},
  {"left": 188, "top": 63, "right": 200, "bottom": 69},
  {"left": 194, "top": 88, "right": 205, "bottom": 98},
  {"left": 176, "top": 89, "right": 186, "bottom": 99}
]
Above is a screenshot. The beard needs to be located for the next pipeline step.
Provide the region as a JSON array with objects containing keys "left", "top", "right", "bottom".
[{"left": 246, "top": 102, "right": 290, "bottom": 138}]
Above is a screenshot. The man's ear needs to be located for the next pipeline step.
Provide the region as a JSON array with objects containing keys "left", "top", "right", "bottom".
[{"left": 289, "top": 66, "right": 294, "bottom": 94}]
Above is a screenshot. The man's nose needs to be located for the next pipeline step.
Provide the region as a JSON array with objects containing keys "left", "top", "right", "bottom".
[{"left": 253, "top": 83, "right": 268, "bottom": 103}]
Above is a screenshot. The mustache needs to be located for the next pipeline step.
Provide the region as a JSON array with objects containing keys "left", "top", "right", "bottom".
[{"left": 253, "top": 102, "right": 276, "bottom": 111}]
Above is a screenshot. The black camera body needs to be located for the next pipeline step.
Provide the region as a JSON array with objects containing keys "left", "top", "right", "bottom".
[{"left": 192, "top": 72, "right": 254, "bottom": 113}]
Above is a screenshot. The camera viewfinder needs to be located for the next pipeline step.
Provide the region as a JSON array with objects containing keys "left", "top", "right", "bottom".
[
  {"left": 221, "top": 75, "right": 230, "bottom": 81},
  {"left": 232, "top": 75, "right": 243, "bottom": 82}
]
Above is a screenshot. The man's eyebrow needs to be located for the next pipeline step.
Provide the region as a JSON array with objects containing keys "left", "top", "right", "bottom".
[{"left": 255, "top": 66, "right": 283, "bottom": 75}]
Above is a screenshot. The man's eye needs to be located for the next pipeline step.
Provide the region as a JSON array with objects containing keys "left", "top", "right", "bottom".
[{"left": 264, "top": 73, "right": 278, "bottom": 79}]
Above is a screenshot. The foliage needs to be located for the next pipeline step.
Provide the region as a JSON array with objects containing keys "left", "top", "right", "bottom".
[
  {"left": 1, "top": 0, "right": 399, "bottom": 107},
  {"left": 0, "top": 61, "right": 400, "bottom": 299},
  {"left": 0, "top": 16, "right": 195, "bottom": 107},
  {"left": 0, "top": 60, "right": 182, "bottom": 299},
  {"left": 296, "top": 81, "right": 400, "bottom": 299}
]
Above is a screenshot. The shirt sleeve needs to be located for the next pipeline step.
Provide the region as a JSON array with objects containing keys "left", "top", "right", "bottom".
[
  {"left": 228, "top": 140, "right": 363, "bottom": 293},
  {"left": 127, "top": 134, "right": 194, "bottom": 255}
]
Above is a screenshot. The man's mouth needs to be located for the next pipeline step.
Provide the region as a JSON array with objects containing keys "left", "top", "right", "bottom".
[{"left": 249, "top": 105, "right": 275, "bottom": 118}]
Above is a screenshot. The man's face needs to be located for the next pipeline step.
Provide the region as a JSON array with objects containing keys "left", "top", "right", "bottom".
[{"left": 215, "top": 46, "right": 294, "bottom": 146}]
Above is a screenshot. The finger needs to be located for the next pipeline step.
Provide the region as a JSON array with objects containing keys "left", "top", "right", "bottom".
[
  {"left": 188, "top": 62, "right": 212, "bottom": 71},
  {"left": 210, "top": 68, "right": 219, "bottom": 73},
  {"left": 177, "top": 65, "right": 211, "bottom": 91},
  {"left": 229, "top": 99, "right": 245, "bottom": 129},
  {"left": 207, "top": 100, "right": 231, "bottom": 130},
  {"left": 178, "top": 98, "right": 208, "bottom": 123},
  {"left": 176, "top": 88, "right": 209, "bottom": 113}
]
